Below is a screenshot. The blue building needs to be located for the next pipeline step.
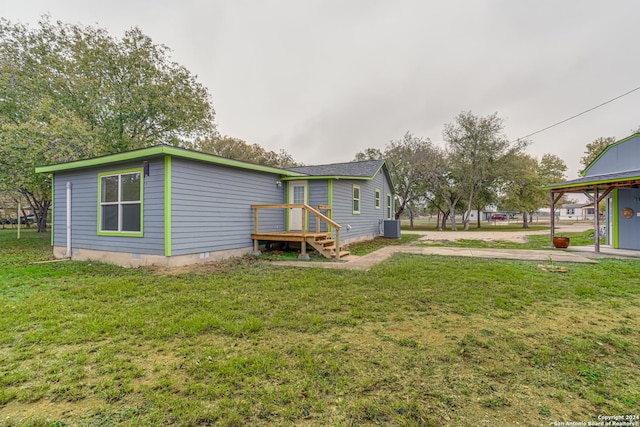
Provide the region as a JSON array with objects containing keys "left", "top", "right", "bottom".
[
  {"left": 547, "top": 133, "right": 640, "bottom": 252},
  {"left": 36, "top": 145, "right": 395, "bottom": 266}
]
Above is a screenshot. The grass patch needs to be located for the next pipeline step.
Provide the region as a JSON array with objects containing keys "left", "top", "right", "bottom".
[
  {"left": 348, "top": 233, "right": 421, "bottom": 256},
  {"left": 419, "top": 229, "right": 603, "bottom": 250},
  {"left": 1, "top": 229, "right": 639, "bottom": 425}
]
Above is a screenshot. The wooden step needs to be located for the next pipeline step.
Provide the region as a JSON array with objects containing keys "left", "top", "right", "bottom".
[
  {"left": 331, "top": 250, "right": 350, "bottom": 258},
  {"left": 314, "top": 238, "right": 333, "bottom": 244}
]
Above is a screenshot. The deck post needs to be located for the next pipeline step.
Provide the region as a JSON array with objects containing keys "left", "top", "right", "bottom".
[
  {"left": 335, "top": 228, "right": 341, "bottom": 262},
  {"left": 254, "top": 208, "right": 259, "bottom": 234},
  {"left": 252, "top": 239, "right": 261, "bottom": 255},
  {"left": 251, "top": 207, "right": 261, "bottom": 255},
  {"left": 298, "top": 205, "right": 310, "bottom": 260}
]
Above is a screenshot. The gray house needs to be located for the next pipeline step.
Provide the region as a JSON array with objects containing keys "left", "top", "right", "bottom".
[
  {"left": 36, "top": 145, "right": 395, "bottom": 266},
  {"left": 547, "top": 133, "right": 640, "bottom": 252}
]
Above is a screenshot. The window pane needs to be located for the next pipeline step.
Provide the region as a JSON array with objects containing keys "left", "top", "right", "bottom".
[
  {"left": 293, "top": 186, "right": 305, "bottom": 204},
  {"left": 121, "top": 204, "right": 141, "bottom": 232},
  {"left": 121, "top": 173, "right": 141, "bottom": 202},
  {"left": 102, "top": 205, "right": 118, "bottom": 230},
  {"left": 353, "top": 200, "right": 359, "bottom": 212},
  {"left": 101, "top": 176, "right": 118, "bottom": 202}
]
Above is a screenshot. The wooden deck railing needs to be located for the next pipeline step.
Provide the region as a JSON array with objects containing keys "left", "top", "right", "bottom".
[{"left": 251, "top": 203, "right": 342, "bottom": 257}]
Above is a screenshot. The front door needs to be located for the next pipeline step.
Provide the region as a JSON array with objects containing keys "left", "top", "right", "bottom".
[{"left": 289, "top": 181, "right": 306, "bottom": 231}]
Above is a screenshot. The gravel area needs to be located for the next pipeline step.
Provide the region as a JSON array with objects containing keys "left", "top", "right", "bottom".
[{"left": 410, "top": 223, "right": 593, "bottom": 243}]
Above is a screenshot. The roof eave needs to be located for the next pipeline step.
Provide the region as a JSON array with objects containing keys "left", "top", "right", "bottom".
[{"left": 35, "top": 145, "right": 305, "bottom": 177}]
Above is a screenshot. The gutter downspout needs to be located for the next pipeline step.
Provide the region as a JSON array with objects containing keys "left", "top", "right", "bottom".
[{"left": 66, "top": 181, "right": 72, "bottom": 258}]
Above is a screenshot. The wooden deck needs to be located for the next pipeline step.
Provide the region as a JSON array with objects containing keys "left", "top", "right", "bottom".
[
  {"left": 251, "top": 231, "right": 330, "bottom": 242},
  {"left": 251, "top": 204, "right": 349, "bottom": 259}
]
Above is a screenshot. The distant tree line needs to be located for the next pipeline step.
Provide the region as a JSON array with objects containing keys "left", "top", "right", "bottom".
[{"left": 355, "top": 112, "right": 568, "bottom": 229}]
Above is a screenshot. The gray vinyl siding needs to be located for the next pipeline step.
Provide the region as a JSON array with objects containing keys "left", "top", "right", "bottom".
[
  {"left": 52, "top": 159, "right": 165, "bottom": 255},
  {"left": 308, "top": 180, "right": 329, "bottom": 208},
  {"left": 586, "top": 135, "right": 640, "bottom": 176},
  {"left": 616, "top": 188, "right": 640, "bottom": 250},
  {"left": 331, "top": 171, "right": 388, "bottom": 241},
  {"left": 171, "top": 158, "right": 285, "bottom": 255},
  {"left": 308, "top": 180, "right": 329, "bottom": 232}
]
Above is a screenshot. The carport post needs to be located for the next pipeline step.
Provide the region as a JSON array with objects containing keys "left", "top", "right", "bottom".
[{"left": 593, "top": 187, "right": 600, "bottom": 253}]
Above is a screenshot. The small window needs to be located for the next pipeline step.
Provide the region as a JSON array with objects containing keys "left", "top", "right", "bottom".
[
  {"left": 352, "top": 185, "right": 360, "bottom": 214},
  {"left": 567, "top": 208, "right": 575, "bottom": 215},
  {"left": 98, "top": 169, "right": 143, "bottom": 235},
  {"left": 386, "top": 193, "right": 392, "bottom": 219},
  {"left": 374, "top": 189, "right": 381, "bottom": 209}
]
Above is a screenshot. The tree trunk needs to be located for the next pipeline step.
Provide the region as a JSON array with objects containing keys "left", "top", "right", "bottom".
[
  {"left": 20, "top": 188, "right": 50, "bottom": 233},
  {"left": 522, "top": 211, "right": 529, "bottom": 229},
  {"left": 409, "top": 209, "right": 414, "bottom": 228},
  {"left": 441, "top": 211, "right": 449, "bottom": 230},
  {"left": 476, "top": 207, "right": 481, "bottom": 228},
  {"left": 450, "top": 209, "right": 457, "bottom": 231},
  {"left": 436, "top": 211, "right": 441, "bottom": 230}
]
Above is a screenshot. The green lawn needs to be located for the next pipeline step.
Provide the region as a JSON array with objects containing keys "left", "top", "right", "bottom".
[
  {"left": 418, "top": 229, "right": 604, "bottom": 250},
  {"left": 1, "top": 230, "right": 639, "bottom": 426}
]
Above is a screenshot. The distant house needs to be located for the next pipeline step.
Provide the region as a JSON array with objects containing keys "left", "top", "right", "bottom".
[
  {"left": 556, "top": 203, "right": 596, "bottom": 221},
  {"left": 547, "top": 133, "right": 640, "bottom": 251},
  {"left": 36, "top": 145, "right": 395, "bottom": 267}
]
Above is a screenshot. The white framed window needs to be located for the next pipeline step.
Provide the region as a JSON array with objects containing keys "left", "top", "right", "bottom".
[
  {"left": 375, "top": 189, "right": 381, "bottom": 209},
  {"left": 98, "top": 169, "right": 143, "bottom": 236},
  {"left": 352, "top": 185, "right": 361, "bottom": 214},
  {"left": 386, "top": 193, "right": 392, "bottom": 219}
]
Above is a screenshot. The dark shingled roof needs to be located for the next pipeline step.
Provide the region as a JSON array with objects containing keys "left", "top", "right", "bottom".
[{"left": 287, "top": 159, "right": 386, "bottom": 177}]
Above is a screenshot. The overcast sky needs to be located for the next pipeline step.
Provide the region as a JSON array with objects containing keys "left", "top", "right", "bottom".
[{"left": 3, "top": 0, "right": 640, "bottom": 177}]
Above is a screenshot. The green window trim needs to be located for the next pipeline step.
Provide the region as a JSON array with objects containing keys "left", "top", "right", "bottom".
[
  {"left": 164, "top": 156, "right": 172, "bottom": 256},
  {"left": 374, "top": 188, "right": 381, "bottom": 209},
  {"left": 97, "top": 167, "right": 144, "bottom": 237},
  {"left": 386, "top": 193, "right": 392, "bottom": 219},
  {"left": 51, "top": 175, "right": 55, "bottom": 246},
  {"left": 612, "top": 189, "right": 619, "bottom": 248},
  {"left": 352, "top": 185, "right": 361, "bottom": 214}
]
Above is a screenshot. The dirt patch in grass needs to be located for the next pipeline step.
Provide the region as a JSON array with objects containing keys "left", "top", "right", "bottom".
[{"left": 1, "top": 398, "right": 104, "bottom": 424}]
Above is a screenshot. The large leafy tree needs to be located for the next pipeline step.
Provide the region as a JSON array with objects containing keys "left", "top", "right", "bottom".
[
  {"left": 200, "top": 135, "right": 300, "bottom": 168},
  {"left": 502, "top": 153, "right": 567, "bottom": 228},
  {"left": 538, "top": 153, "right": 568, "bottom": 185},
  {"left": 355, "top": 132, "right": 439, "bottom": 220},
  {"left": 579, "top": 136, "right": 616, "bottom": 172},
  {"left": 0, "top": 17, "right": 217, "bottom": 231},
  {"left": 443, "top": 111, "right": 526, "bottom": 230}
]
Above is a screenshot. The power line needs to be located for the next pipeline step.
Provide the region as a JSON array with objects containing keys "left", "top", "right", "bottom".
[{"left": 511, "top": 84, "right": 640, "bottom": 142}]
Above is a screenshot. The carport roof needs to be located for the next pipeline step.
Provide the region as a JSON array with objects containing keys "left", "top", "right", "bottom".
[{"left": 546, "top": 169, "right": 640, "bottom": 192}]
